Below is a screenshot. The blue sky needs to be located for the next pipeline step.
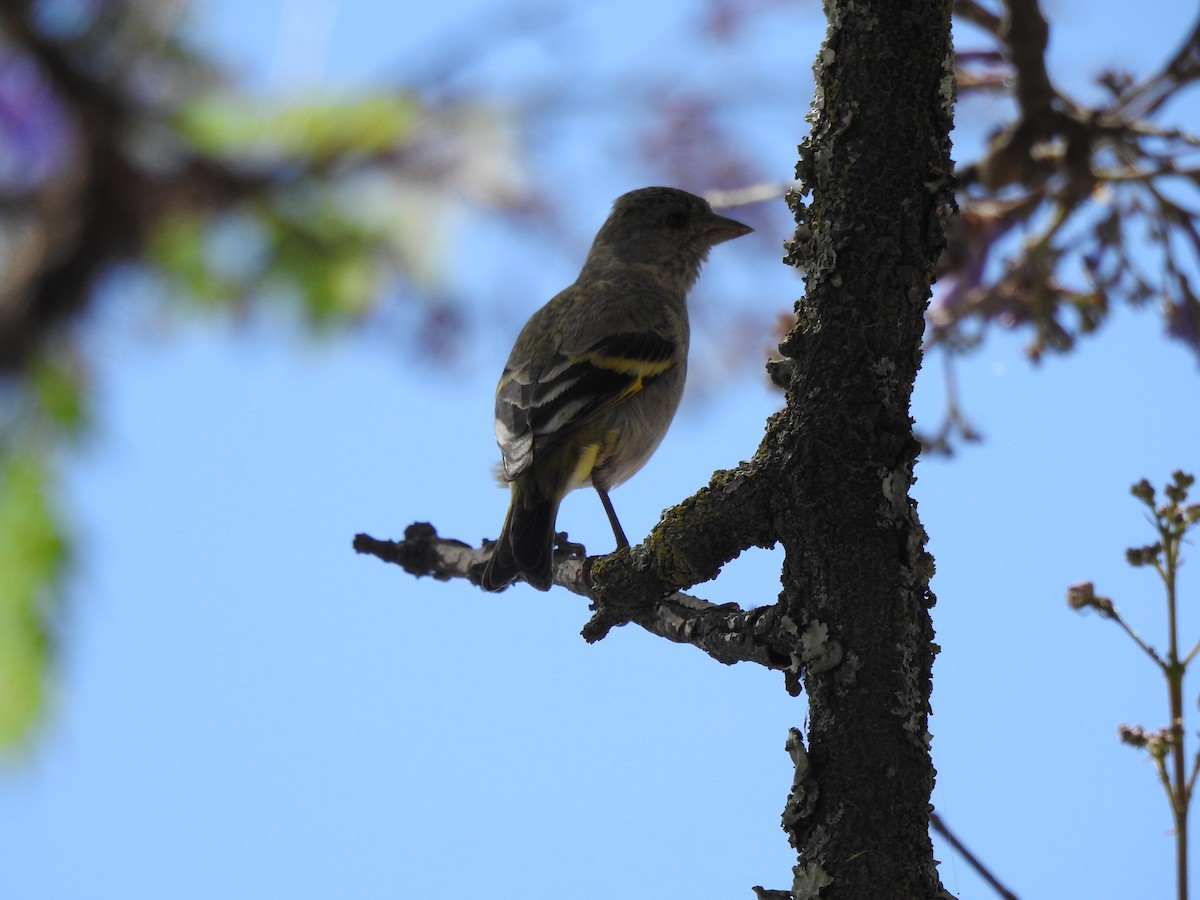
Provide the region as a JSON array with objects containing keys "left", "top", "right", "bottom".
[{"left": 3, "top": 1, "right": 1200, "bottom": 898}]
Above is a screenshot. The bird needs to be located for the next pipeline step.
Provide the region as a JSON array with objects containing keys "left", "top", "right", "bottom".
[{"left": 479, "top": 186, "right": 753, "bottom": 591}]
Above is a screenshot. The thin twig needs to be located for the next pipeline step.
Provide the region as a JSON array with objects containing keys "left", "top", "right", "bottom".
[{"left": 930, "top": 811, "right": 1020, "bottom": 900}]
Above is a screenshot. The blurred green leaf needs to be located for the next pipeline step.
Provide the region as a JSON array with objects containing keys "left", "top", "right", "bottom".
[
  {"left": 0, "top": 447, "right": 65, "bottom": 749},
  {"left": 261, "top": 190, "right": 383, "bottom": 325},
  {"left": 29, "top": 350, "right": 88, "bottom": 435},
  {"left": 150, "top": 191, "right": 385, "bottom": 326},
  {"left": 150, "top": 215, "right": 243, "bottom": 308},
  {"left": 175, "top": 93, "right": 421, "bottom": 161}
]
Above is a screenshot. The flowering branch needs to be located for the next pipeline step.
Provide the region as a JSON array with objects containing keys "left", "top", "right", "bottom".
[{"left": 1068, "top": 471, "right": 1200, "bottom": 900}]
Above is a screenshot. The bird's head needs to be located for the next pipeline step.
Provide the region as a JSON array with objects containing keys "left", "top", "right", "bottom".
[{"left": 589, "top": 187, "right": 753, "bottom": 291}]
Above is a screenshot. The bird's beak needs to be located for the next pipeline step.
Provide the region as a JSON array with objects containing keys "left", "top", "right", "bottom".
[{"left": 704, "top": 212, "right": 754, "bottom": 245}]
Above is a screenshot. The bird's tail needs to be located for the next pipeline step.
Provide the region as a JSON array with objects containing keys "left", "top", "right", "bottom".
[{"left": 481, "top": 485, "right": 558, "bottom": 591}]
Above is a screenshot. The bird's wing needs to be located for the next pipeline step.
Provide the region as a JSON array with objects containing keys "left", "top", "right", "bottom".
[{"left": 494, "top": 330, "right": 678, "bottom": 480}]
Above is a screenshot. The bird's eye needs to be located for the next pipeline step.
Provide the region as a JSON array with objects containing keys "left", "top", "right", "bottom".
[{"left": 664, "top": 211, "right": 688, "bottom": 229}]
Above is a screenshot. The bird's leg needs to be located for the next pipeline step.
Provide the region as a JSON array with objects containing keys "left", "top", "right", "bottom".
[{"left": 595, "top": 486, "right": 630, "bottom": 549}]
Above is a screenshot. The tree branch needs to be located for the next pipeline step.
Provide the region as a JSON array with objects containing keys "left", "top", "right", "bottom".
[
  {"left": 353, "top": 510, "right": 796, "bottom": 674},
  {"left": 1002, "top": 0, "right": 1056, "bottom": 121},
  {"left": 353, "top": 524, "right": 485, "bottom": 582},
  {"left": 354, "top": 431, "right": 803, "bottom": 674},
  {"left": 952, "top": 0, "right": 1002, "bottom": 36},
  {"left": 1116, "top": 14, "right": 1200, "bottom": 119},
  {"left": 930, "top": 812, "right": 1020, "bottom": 900},
  {"left": 0, "top": 2, "right": 275, "bottom": 372}
]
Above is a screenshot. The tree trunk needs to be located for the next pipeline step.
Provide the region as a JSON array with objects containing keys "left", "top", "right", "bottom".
[{"left": 777, "top": 0, "right": 954, "bottom": 895}]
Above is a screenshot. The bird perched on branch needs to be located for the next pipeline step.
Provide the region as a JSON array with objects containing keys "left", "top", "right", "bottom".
[{"left": 480, "top": 187, "right": 752, "bottom": 591}]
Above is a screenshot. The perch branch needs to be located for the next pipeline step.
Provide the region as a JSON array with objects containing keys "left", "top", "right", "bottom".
[{"left": 354, "top": 509, "right": 795, "bottom": 674}]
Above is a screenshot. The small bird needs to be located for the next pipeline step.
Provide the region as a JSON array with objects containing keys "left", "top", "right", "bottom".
[{"left": 480, "top": 187, "right": 753, "bottom": 592}]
